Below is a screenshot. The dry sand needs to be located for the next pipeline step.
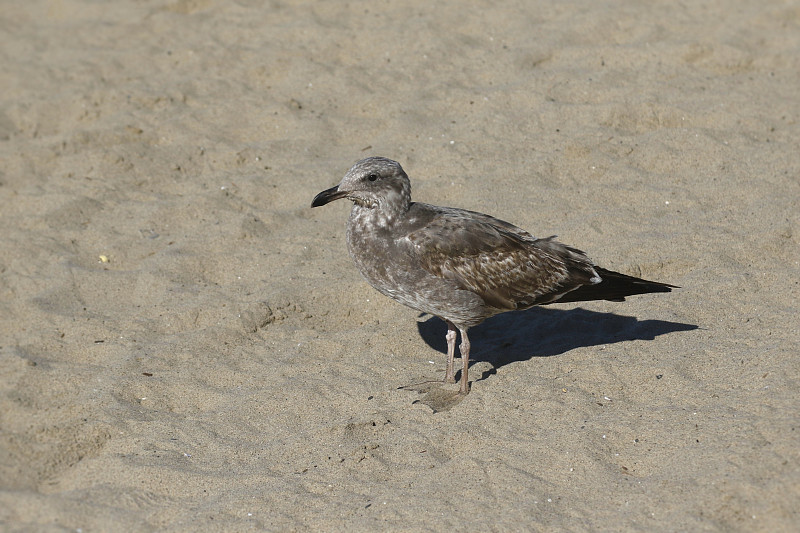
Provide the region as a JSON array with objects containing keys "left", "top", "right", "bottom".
[{"left": 1, "top": 0, "right": 799, "bottom": 531}]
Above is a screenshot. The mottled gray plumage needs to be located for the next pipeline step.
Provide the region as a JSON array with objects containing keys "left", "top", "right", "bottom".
[{"left": 312, "top": 157, "right": 676, "bottom": 394}]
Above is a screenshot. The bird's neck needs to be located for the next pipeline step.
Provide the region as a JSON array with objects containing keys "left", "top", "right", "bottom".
[
  {"left": 350, "top": 187, "right": 411, "bottom": 229},
  {"left": 350, "top": 202, "right": 407, "bottom": 230}
]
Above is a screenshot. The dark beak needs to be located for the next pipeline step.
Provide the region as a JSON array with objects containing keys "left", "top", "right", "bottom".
[{"left": 311, "top": 185, "right": 348, "bottom": 207}]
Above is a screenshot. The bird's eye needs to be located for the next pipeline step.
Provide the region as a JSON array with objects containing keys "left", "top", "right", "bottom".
[{"left": 367, "top": 173, "right": 379, "bottom": 182}]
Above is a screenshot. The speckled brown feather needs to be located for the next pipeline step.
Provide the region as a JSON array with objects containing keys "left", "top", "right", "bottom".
[{"left": 404, "top": 211, "right": 601, "bottom": 311}]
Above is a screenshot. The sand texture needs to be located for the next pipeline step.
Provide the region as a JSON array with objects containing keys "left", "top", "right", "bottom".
[{"left": 1, "top": 0, "right": 799, "bottom": 531}]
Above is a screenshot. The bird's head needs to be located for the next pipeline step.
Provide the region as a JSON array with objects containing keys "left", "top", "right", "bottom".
[{"left": 311, "top": 157, "right": 411, "bottom": 212}]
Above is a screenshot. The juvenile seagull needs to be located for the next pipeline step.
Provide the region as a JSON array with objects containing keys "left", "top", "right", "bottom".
[{"left": 312, "top": 157, "right": 676, "bottom": 394}]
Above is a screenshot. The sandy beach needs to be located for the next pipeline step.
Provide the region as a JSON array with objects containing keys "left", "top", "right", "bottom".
[{"left": 1, "top": 0, "right": 799, "bottom": 530}]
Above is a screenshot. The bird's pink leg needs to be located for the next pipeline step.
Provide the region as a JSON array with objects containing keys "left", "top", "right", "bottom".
[
  {"left": 444, "top": 321, "right": 457, "bottom": 383},
  {"left": 458, "top": 327, "right": 471, "bottom": 394}
]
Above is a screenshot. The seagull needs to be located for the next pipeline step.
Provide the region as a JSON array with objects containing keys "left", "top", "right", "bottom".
[{"left": 311, "top": 157, "right": 677, "bottom": 394}]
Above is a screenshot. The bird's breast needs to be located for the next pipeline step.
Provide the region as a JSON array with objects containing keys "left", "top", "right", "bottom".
[
  {"left": 344, "top": 207, "right": 490, "bottom": 326},
  {"left": 346, "top": 209, "right": 402, "bottom": 282}
]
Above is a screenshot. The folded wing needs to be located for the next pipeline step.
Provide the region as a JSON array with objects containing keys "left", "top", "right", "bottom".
[{"left": 403, "top": 207, "right": 601, "bottom": 311}]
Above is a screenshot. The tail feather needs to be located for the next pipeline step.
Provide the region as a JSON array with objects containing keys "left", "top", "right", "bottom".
[{"left": 552, "top": 267, "right": 677, "bottom": 304}]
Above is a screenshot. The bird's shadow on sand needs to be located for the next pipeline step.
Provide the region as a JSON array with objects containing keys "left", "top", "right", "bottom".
[{"left": 406, "top": 307, "right": 697, "bottom": 412}]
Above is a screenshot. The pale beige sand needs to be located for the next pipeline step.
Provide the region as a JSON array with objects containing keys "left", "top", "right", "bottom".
[{"left": 1, "top": 0, "right": 799, "bottom": 530}]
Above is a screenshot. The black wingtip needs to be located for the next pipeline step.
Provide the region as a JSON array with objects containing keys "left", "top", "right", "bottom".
[{"left": 555, "top": 267, "right": 678, "bottom": 304}]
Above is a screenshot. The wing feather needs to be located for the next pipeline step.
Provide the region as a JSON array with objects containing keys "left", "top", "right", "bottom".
[{"left": 403, "top": 208, "right": 599, "bottom": 311}]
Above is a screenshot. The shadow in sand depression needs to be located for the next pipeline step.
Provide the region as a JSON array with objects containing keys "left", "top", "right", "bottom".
[{"left": 416, "top": 307, "right": 698, "bottom": 385}]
